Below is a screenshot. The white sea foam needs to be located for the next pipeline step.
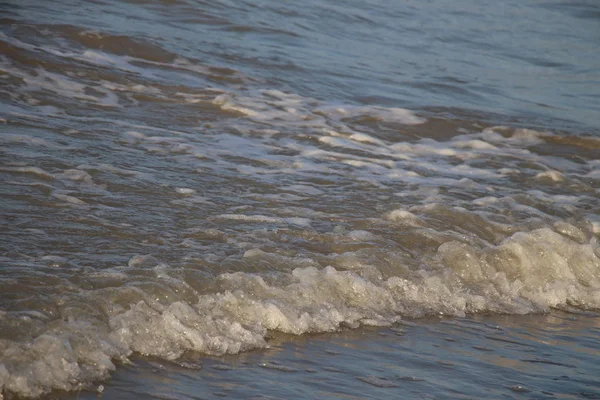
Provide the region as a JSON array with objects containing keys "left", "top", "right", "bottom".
[
  {"left": 80, "top": 50, "right": 140, "bottom": 73},
  {"left": 175, "top": 187, "right": 196, "bottom": 195},
  {"left": 14, "top": 67, "right": 120, "bottom": 107},
  {"left": 59, "top": 169, "right": 94, "bottom": 183},
  {"left": 535, "top": 170, "right": 565, "bottom": 183},
  {"left": 209, "top": 90, "right": 426, "bottom": 129},
  {"left": 213, "top": 214, "right": 312, "bottom": 227},
  {"left": 282, "top": 184, "right": 324, "bottom": 196},
  {"left": 53, "top": 192, "right": 87, "bottom": 205},
  {"left": 0, "top": 166, "right": 55, "bottom": 180},
  {"left": 1, "top": 227, "right": 598, "bottom": 397},
  {"left": 317, "top": 105, "right": 426, "bottom": 125},
  {"left": 587, "top": 215, "right": 600, "bottom": 235},
  {"left": 0, "top": 134, "right": 69, "bottom": 149},
  {"left": 3, "top": 44, "right": 600, "bottom": 399},
  {"left": 348, "top": 132, "right": 387, "bottom": 146},
  {"left": 385, "top": 210, "right": 424, "bottom": 227},
  {"left": 482, "top": 126, "right": 550, "bottom": 146}
]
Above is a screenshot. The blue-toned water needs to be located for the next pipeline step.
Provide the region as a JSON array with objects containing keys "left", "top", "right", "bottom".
[{"left": 1, "top": 0, "right": 599, "bottom": 398}]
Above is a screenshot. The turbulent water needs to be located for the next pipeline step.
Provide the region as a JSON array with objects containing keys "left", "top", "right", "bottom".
[{"left": 1, "top": 0, "right": 599, "bottom": 398}]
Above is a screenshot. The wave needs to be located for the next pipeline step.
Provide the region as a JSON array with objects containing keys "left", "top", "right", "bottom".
[
  {"left": 2, "top": 13, "right": 600, "bottom": 398},
  {"left": 1, "top": 222, "right": 599, "bottom": 397}
]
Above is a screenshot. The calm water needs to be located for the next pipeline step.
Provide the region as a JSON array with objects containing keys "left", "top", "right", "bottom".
[{"left": 1, "top": 0, "right": 599, "bottom": 398}]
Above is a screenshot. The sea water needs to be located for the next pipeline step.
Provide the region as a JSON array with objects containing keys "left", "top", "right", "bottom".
[{"left": 0, "top": 0, "right": 599, "bottom": 398}]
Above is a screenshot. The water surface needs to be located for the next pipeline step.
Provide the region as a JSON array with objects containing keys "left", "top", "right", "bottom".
[{"left": 1, "top": 0, "right": 599, "bottom": 398}]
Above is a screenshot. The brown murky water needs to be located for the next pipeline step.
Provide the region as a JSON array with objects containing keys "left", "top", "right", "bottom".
[{"left": 1, "top": 0, "right": 599, "bottom": 398}]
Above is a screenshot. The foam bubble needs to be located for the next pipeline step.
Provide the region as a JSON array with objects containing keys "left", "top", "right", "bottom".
[
  {"left": 53, "top": 193, "right": 87, "bottom": 205},
  {"left": 482, "top": 126, "right": 550, "bottom": 146},
  {"left": 318, "top": 105, "right": 425, "bottom": 125},
  {"left": 0, "top": 166, "right": 55, "bottom": 180},
  {"left": 213, "top": 94, "right": 258, "bottom": 116},
  {"left": 347, "top": 230, "right": 376, "bottom": 241},
  {"left": 348, "top": 133, "right": 387, "bottom": 146},
  {"left": 535, "top": 170, "right": 564, "bottom": 183},
  {"left": 213, "top": 214, "right": 312, "bottom": 227},
  {"left": 2, "top": 225, "right": 600, "bottom": 397},
  {"left": 2, "top": 39, "right": 600, "bottom": 400},
  {"left": 451, "top": 139, "right": 497, "bottom": 150},
  {"left": 8, "top": 67, "right": 121, "bottom": 107},
  {"left": 282, "top": 185, "right": 324, "bottom": 196},
  {"left": 59, "top": 169, "right": 93, "bottom": 183},
  {"left": 385, "top": 210, "right": 424, "bottom": 227},
  {"left": 175, "top": 188, "right": 196, "bottom": 195}
]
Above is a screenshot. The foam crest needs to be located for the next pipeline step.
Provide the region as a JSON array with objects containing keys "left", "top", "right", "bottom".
[
  {"left": 316, "top": 105, "right": 426, "bottom": 125},
  {"left": 2, "top": 226, "right": 599, "bottom": 397},
  {"left": 212, "top": 214, "right": 312, "bottom": 227},
  {"left": 210, "top": 90, "right": 425, "bottom": 128},
  {"left": 385, "top": 209, "right": 424, "bottom": 227},
  {"left": 6, "top": 66, "right": 120, "bottom": 107},
  {"left": 0, "top": 166, "right": 55, "bottom": 180},
  {"left": 3, "top": 5, "right": 600, "bottom": 399}
]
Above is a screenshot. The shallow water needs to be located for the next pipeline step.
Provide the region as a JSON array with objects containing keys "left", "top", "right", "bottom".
[
  {"left": 53, "top": 312, "right": 600, "bottom": 400},
  {"left": 1, "top": 0, "right": 599, "bottom": 398}
]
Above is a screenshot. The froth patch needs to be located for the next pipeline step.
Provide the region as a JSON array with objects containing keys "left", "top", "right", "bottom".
[
  {"left": 482, "top": 126, "right": 550, "bottom": 146},
  {"left": 451, "top": 139, "right": 497, "bottom": 150},
  {"left": 282, "top": 184, "right": 324, "bottom": 196},
  {"left": 209, "top": 91, "right": 426, "bottom": 129},
  {"left": 586, "top": 215, "right": 600, "bottom": 235},
  {"left": 53, "top": 193, "right": 87, "bottom": 205},
  {"left": 349, "top": 132, "right": 387, "bottom": 146},
  {"left": 318, "top": 106, "right": 426, "bottom": 125},
  {"left": 175, "top": 187, "right": 196, "bottom": 195},
  {"left": 8, "top": 67, "right": 121, "bottom": 108},
  {"left": 535, "top": 170, "right": 564, "bottom": 183},
  {"left": 213, "top": 214, "right": 312, "bottom": 227},
  {"left": 385, "top": 210, "right": 424, "bottom": 227},
  {"left": 213, "top": 94, "right": 258, "bottom": 116},
  {"left": 2, "top": 228, "right": 599, "bottom": 397},
  {"left": 59, "top": 169, "right": 93, "bottom": 183},
  {"left": 0, "top": 166, "right": 55, "bottom": 180}
]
